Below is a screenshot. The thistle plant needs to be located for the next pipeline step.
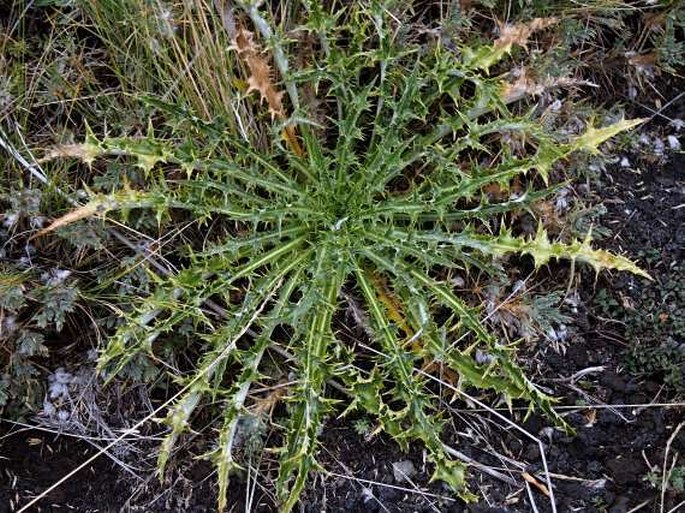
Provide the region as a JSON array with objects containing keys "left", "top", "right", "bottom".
[{"left": 40, "top": 2, "right": 647, "bottom": 511}]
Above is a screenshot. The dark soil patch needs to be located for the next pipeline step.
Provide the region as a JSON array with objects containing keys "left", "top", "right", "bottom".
[
  {"left": 0, "top": 424, "right": 225, "bottom": 513},
  {"left": 601, "top": 153, "right": 684, "bottom": 268},
  {"left": 301, "top": 359, "right": 682, "bottom": 512},
  {"left": 0, "top": 427, "right": 130, "bottom": 513}
]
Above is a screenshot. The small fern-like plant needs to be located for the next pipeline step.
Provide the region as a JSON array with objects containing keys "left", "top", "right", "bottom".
[{"left": 41, "top": 2, "right": 647, "bottom": 510}]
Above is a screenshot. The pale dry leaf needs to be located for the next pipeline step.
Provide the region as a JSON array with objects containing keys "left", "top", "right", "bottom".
[
  {"left": 32, "top": 203, "right": 101, "bottom": 239},
  {"left": 233, "top": 28, "right": 285, "bottom": 120},
  {"left": 495, "top": 17, "right": 559, "bottom": 51},
  {"left": 32, "top": 196, "right": 119, "bottom": 239},
  {"left": 231, "top": 27, "right": 303, "bottom": 156},
  {"left": 37, "top": 143, "right": 102, "bottom": 166},
  {"left": 500, "top": 67, "right": 596, "bottom": 104}
]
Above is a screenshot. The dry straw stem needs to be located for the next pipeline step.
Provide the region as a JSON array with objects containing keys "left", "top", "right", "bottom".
[{"left": 660, "top": 421, "right": 685, "bottom": 513}]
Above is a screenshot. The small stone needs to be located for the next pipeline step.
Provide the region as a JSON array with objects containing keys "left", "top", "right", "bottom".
[
  {"left": 360, "top": 487, "right": 374, "bottom": 503},
  {"left": 600, "top": 371, "right": 627, "bottom": 392},
  {"left": 523, "top": 443, "right": 540, "bottom": 461},
  {"left": 392, "top": 460, "right": 417, "bottom": 483},
  {"left": 667, "top": 135, "right": 681, "bottom": 151}
]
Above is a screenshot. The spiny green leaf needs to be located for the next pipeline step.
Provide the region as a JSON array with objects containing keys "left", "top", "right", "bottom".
[
  {"left": 572, "top": 118, "right": 647, "bottom": 154},
  {"left": 277, "top": 249, "right": 343, "bottom": 513},
  {"left": 213, "top": 269, "right": 303, "bottom": 512}
]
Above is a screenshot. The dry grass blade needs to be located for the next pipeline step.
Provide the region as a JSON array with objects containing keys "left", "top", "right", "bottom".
[
  {"left": 660, "top": 421, "right": 685, "bottom": 513},
  {"left": 416, "top": 369, "right": 559, "bottom": 513},
  {"left": 326, "top": 471, "right": 456, "bottom": 506},
  {"left": 522, "top": 471, "right": 551, "bottom": 497}
]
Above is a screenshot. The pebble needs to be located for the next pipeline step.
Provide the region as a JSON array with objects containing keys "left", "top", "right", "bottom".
[{"left": 391, "top": 460, "right": 417, "bottom": 483}]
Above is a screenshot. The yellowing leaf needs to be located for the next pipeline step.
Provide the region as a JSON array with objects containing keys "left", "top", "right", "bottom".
[
  {"left": 520, "top": 226, "right": 653, "bottom": 280},
  {"left": 573, "top": 118, "right": 647, "bottom": 153}
]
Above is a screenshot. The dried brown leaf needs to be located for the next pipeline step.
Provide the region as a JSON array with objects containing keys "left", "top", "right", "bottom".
[
  {"left": 500, "top": 67, "right": 595, "bottom": 104},
  {"left": 251, "top": 385, "right": 288, "bottom": 417},
  {"left": 31, "top": 202, "right": 101, "bottom": 239},
  {"left": 231, "top": 27, "right": 303, "bottom": 156},
  {"left": 495, "top": 17, "right": 559, "bottom": 51},
  {"left": 233, "top": 28, "right": 285, "bottom": 120},
  {"left": 627, "top": 51, "right": 658, "bottom": 73}
]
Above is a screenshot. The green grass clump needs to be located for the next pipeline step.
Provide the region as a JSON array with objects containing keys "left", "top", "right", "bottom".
[{"left": 35, "top": 1, "right": 649, "bottom": 510}]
